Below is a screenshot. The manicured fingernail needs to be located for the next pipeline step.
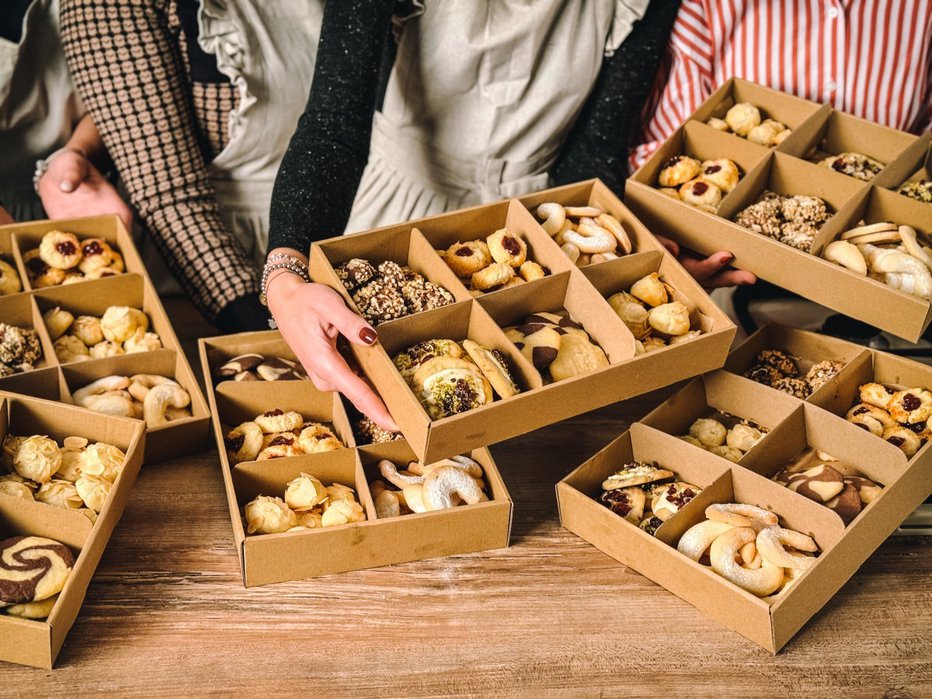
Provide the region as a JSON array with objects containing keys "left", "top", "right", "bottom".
[
  {"left": 60, "top": 182, "right": 74, "bottom": 193},
  {"left": 719, "top": 253, "right": 734, "bottom": 264},
  {"left": 359, "top": 328, "right": 377, "bottom": 345}
]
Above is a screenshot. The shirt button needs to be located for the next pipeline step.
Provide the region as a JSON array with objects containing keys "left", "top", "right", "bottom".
[{"left": 827, "top": 6, "right": 839, "bottom": 19}]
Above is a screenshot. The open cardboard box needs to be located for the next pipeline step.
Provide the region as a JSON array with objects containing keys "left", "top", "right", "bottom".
[
  {"left": 199, "top": 331, "right": 513, "bottom": 587},
  {"left": 0, "top": 216, "right": 209, "bottom": 463},
  {"left": 626, "top": 78, "right": 932, "bottom": 342},
  {"left": 558, "top": 330, "right": 932, "bottom": 652},
  {"left": 309, "top": 180, "right": 736, "bottom": 463},
  {"left": 0, "top": 394, "right": 145, "bottom": 669}
]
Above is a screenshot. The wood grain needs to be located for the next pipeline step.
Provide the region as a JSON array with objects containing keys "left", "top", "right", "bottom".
[{"left": 2, "top": 300, "right": 930, "bottom": 696}]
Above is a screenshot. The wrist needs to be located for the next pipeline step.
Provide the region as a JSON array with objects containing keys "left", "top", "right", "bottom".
[
  {"left": 33, "top": 147, "right": 88, "bottom": 194},
  {"left": 260, "top": 252, "right": 310, "bottom": 306}
]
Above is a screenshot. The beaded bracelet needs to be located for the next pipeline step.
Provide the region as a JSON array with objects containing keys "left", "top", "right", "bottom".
[{"left": 259, "top": 254, "right": 310, "bottom": 306}]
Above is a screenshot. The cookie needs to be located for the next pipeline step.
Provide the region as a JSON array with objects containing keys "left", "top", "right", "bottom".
[
  {"left": 42, "top": 306, "right": 74, "bottom": 341},
  {"left": 100, "top": 306, "right": 148, "bottom": 344},
  {"left": 898, "top": 179, "right": 932, "bottom": 204},
  {"left": 123, "top": 330, "right": 163, "bottom": 354},
  {"left": 648, "top": 302, "right": 691, "bottom": 336},
  {"left": 38, "top": 231, "right": 82, "bottom": 270},
  {"left": 412, "top": 356, "right": 494, "bottom": 419},
  {"left": 602, "top": 462, "right": 674, "bottom": 490},
  {"left": 845, "top": 402, "right": 895, "bottom": 436},
  {"left": 679, "top": 178, "right": 722, "bottom": 213},
  {"left": 12, "top": 436, "right": 61, "bottom": 484},
  {"left": 708, "top": 445, "right": 743, "bottom": 462},
  {"left": 689, "top": 418, "right": 727, "bottom": 447},
  {"left": 651, "top": 481, "right": 701, "bottom": 521},
  {"left": 630, "top": 273, "right": 673, "bottom": 308},
  {"left": 706, "top": 117, "right": 729, "bottom": 131},
  {"left": 773, "top": 377, "right": 810, "bottom": 399},
  {"left": 725, "top": 102, "right": 761, "bottom": 136},
  {"left": 518, "top": 261, "right": 546, "bottom": 282},
  {"left": 755, "top": 349, "right": 801, "bottom": 378},
  {"left": 486, "top": 229, "right": 528, "bottom": 267},
  {"left": 77, "top": 238, "right": 118, "bottom": 274},
  {"left": 443, "top": 240, "right": 493, "bottom": 277},
  {"left": 256, "top": 356, "right": 307, "bottom": 381},
  {"left": 778, "top": 222, "right": 818, "bottom": 252},
  {"left": 284, "top": 473, "right": 329, "bottom": 511},
  {"left": 75, "top": 473, "right": 112, "bottom": 512},
  {"left": 804, "top": 360, "right": 844, "bottom": 392},
  {"left": 0, "top": 259, "right": 22, "bottom": 296},
  {"left": 825, "top": 484, "right": 862, "bottom": 525},
  {"left": 256, "top": 432, "right": 301, "bottom": 460},
  {"left": 744, "top": 363, "right": 783, "bottom": 387},
  {"left": 858, "top": 382, "right": 895, "bottom": 409},
  {"left": 781, "top": 195, "right": 829, "bottom": 225},
  {"left": 843, "top": 476, "right": 883, "bottom": 505},
  {"left": 699, "top": 159, "right": 741, "bottom": 193},
  {"left": 506, "top": 325, "right": 561, "bottom": 372},
  {"left": 882, "top": 425, "right": 922, "bottom": 458},
  {"left": 820, "top": 152, "right": 884, "bottom": 181},
  {"left": 393, "top": 339, "right": 463, "bottom": 381},
  {"left": 598, "top": 486, "right": 646, "bottom": 524},
  {"left": 0, "top": 323, "right": 41, "bottom": 369},
  {"left": 22, "top": 250, "right": 66, "bottom": 288},
  {"left": 297, "top": 423, "right": 344, "bottom": 454},
  {"left": 335, "top": 258, "right": 377, "bottom": 292},
  {"left": 658, "top": 155, "right": 701, "bottom": 187},
  {"left": 548, "top": 333, "right": 608, "bottom": 382},
  {"left": 888, "top": 388, "right": 932, "bottom": 424},
  {"left": 244, "top": 496, "right": 297, "bottom": 534},
  {"left": 35, "top": 479, "right": 83, "bottom": 509},
  {"left": 3, "top": 593, "right": 59, "bottom": 619},
  {"left": 215, "top": 353, "right": 264, "bottom": 381},
  {"left": 88, "top": 339, "right": 125, "bottom": 360},
  {"left": 463, "top": 340, "right": 519, "bottom": 399},
  {"left": 471, "top": 262, "right": 514, "bottom": 291},
  {"left": 254, "top": 409, "right": 304, "bottom": 434},
  {"left": 726, "top": 423, "right": 763, "bottom": 452},
  {"left": 0, "top": 536, "right": 74, "bottom": 604},
  {"left": 786, "top": 464, "right": 846, "bottom": 502},
  {"left": 354, "top": 417, "right": 403, "bottom": 445},
  {"left": 747, "top": 122, "right": 780, "bottom": 147}
]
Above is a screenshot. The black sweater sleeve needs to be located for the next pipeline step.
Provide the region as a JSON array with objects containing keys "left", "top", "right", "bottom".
[
  {"left": 268, "top": 0, "right": 395, "bottom": 253},
  {"left": 551, "top": 0, "right": 682, "bottom": 195}
]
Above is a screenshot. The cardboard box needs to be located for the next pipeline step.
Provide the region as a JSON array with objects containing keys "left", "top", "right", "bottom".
[
  {"left": 0, "top": 393, "right": 145, "bottom": 669},
  {"left": 558, "top": 327, "right": 932, "bottom": 652},
  {"left": 626, "top": 78, "right": 932, "bottom": 342},
  {"left": 199, "top": 331, "right": 513, "bottom": 587},
  {"left": 309, "top": 180, "right": 736, "bottom": 462},
  {"left": 0, "top": 216, "right": 209, "bottom": 462}
]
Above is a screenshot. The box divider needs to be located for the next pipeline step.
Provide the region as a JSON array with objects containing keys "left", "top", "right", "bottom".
[
  {"left": 654, "top": 468, "right": 735, "bottom": 547},
  {"left": 27, "top": 295, "right": 58, "bottom": 370},
  {"left": 10, "top": 233, "right": 34, "bottom": 292},
  {"left": 353, "top": 452, "right": 378, "bottom": 522},
  {"left": 564, "top": 269, "right": 637, "bottom": 363},
  {"left": 774, "top": 102, "right": 832, "bottom": 157},
  {"left": 505, "top": 198, "right": 576, "bottom": 275},
  {"left": 718, "top": 150, "right": 775, "bottom": 219},
  {"left": 468, "top": 300, "right": 542, "bottom": 392}
]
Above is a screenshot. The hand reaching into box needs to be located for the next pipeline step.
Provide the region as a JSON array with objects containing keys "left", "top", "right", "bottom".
[{"left": 265, "top": 271, "right": 398, "bottom": 433}]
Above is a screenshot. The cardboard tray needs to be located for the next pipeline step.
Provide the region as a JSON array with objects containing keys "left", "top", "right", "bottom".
[
  {"left": 557, "top": 325, "right": 932, "bottom": 652},
  {"left": 199, "top": 331, "right": 513, "bottom": 587},
  {"left": 308, "top": 179, "right": 736, "bottom": 463},
  {"left": 0, "top": 216, "right": 210, "bottom": 463},
  {"left": 626, "top": 77, "right": 932, "bottom": 342},
  {"left": 0, "top": 394, "right": 146, "bottom": 669}
]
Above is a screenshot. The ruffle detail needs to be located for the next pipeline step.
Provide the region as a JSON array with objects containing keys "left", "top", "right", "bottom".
[
  {"left": 196, "top": 0, "right": 256, "bottom": 144},
  {"left": 604, "top": 0, "right": 651, "bottom": 57},
  {"left": 391, "top": 0, "right": 426, "bottom": 41}
]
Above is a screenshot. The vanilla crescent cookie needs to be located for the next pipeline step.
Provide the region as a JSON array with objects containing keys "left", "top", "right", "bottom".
[
  {"left": 0, "top": 536, "right": 75, "bottom": 604},
  {"left": 443, "top": 240, "right": 492, "bottom": 277},
  {"left": 486, "top": 229, "right": 528, "bottom": 267},
  {"left": 463, "top": 339, "right": 520, "bottom": 399},
  {"left": 12, "top": 435, "right": 62, "bottom": 483},
  {"left": 0, "top": 259, "right": 22, "bottom": 296},
  {"left": 38, "top": 231, "right": 82, "bottom": 269},
  {"left": 658, "top": 155, "right": 701, "bottom": 188}
]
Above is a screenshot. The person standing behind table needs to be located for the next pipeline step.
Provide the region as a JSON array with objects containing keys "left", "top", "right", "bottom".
[
  {"left": 59, "top": 0, "right": 324, "bottom": 333},
  {"left": 262, "top": 0, "right": 743, "bottom": 429},
  {"left": 0, "top": 0, "right": 130, "bottom": 227},
  {"left": 630, "top": 0, "right": 932, "bottom": 168},
  {"left": 627, "top": 0, "right": 932, "bottom": 327}
]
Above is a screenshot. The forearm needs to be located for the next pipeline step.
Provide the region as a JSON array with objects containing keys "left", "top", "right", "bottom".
[
  {"left": 268, "top": 0, "right": 395, "bottom": 254},
  {"left": 59, "top": 0, "right": 258, "bottom": 318},
  {"left": 63, "top": 114, "right": 108, "bottom": 171}
]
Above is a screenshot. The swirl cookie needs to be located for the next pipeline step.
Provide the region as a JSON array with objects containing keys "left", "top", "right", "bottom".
[{"left": 0, "top": 536, "right": 74, "bottom": 605}]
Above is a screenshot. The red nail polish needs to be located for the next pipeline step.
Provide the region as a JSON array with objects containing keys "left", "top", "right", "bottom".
[{"left": 359, "top": 328, "right": 378, "bottom": 345}]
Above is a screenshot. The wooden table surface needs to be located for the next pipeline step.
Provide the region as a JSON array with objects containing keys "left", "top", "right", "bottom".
[{"left": 4, "top": 301, "right": 931, "bottom": 696}]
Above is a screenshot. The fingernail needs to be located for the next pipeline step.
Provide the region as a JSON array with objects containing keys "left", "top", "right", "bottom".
[
  {"left": 719, "top": 253, "right": 734, "bottom": 264},
  {"left": 60, "top": 182, "right": 74, "bottom": 193},
  {"left": 359, "top": 327, "right": 377, "bottom": 345}
]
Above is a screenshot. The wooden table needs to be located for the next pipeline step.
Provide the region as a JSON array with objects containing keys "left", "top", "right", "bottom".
[{"left": 4, "top": 301, "right": 931, "bottom": 696}]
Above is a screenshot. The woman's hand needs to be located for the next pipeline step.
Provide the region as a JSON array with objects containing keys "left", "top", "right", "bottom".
[
  {"left": 267, "top": 270, "right": 399, "bottom": 432},
  {"left": 655, "top": 236, "right": 757, "bottom": 289},
  {"left": 37, "top": 150, "right": 133, "bottom": 229}
]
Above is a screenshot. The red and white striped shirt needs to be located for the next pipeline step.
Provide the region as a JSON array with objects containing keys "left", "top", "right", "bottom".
[{"left": 630, "top": 0, "right": 932, "bottom": 172}]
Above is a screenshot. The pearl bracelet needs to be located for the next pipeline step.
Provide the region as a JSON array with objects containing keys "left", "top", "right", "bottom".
[{"left": 260, "top": 255, "right": 310, "bottom": 306}]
